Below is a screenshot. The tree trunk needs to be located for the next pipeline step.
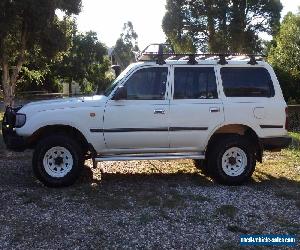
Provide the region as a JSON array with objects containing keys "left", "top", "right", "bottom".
[
  {"left": 230, "top": 0, "right": 247, "bottom": 53},
  {"left": 207, "top": 15, "right": 217, "bottom": 52},
  {"left": 2, "top": 62, "right": 14, "bottom": 107},
  {"left": 1, "top": 22, "right": 27, "bottom": 107},
  {"left": 2, "top": 62, "right": 24, "bottom": 107}
]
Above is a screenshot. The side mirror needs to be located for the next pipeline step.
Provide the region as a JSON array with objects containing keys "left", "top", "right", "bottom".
[
  {"left": 111, "top": 65, "right": 121, "bottom": 77},
  {"left": 113, "top": 86, "right": 127, "bottom": 101}
]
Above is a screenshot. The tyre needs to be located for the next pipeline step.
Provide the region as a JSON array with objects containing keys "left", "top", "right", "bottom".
[
  {"left": 32, "top": 135, "right": 84, "bottom": 187},
  {"left": 208, "top": 135, "right": 256, "bottom": 185}
]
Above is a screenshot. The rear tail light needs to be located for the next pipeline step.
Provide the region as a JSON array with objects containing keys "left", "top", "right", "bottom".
[{"left": 285, "top": 107, "right": 289, "bottom": 130}]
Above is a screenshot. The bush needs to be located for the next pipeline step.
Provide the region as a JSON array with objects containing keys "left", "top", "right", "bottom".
[{"left": 288, "top": 106, "right": 300, "bottom": 132}]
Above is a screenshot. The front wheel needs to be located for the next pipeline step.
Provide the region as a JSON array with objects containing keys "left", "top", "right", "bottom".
[
  {"left": 32, "top": 135, "right": 84, "bottom": 187},
  {"left": 208, "top": 135, "right": 256, "bottom": 185}
]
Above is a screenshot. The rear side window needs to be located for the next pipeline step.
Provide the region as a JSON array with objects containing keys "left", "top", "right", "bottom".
[
  {"left": 221, "top": 67, "right": 275, "bottom": 97},
  {"left": 174, "top": 67, "right": 218, "bottom": 99}
]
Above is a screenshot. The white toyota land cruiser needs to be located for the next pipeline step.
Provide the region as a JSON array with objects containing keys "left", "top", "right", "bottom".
[{"left": 2, "top": 44, "right": 291, "bottom": 187}]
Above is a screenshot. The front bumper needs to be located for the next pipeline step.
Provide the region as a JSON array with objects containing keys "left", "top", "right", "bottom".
[
  {"left": 261, "top": 136, "right": 292, "bottom": 151},
  {"left": 2, "top": 106, "right": 27, "bottom": 152}
]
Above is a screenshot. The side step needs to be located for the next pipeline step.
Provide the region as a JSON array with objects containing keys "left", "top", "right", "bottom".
[{"left": 94, "top": 152, "right": 205, "bottom": 162}]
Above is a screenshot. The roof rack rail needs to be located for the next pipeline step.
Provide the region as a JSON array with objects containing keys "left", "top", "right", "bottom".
[{"left": 137, "top": 43, "right": 265, "bottom": 65}]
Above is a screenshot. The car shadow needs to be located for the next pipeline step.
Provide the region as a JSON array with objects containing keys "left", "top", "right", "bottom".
[
  {"left": 78, "top": 163, "right": 214, "bottom": 187},
  {"left": 77, "top": 163, "right": 299, "bottom": 193}
]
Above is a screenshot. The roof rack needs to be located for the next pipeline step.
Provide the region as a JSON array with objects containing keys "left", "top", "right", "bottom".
[{"left": 137, "top": 44, "right": 265, "bottom": 66}]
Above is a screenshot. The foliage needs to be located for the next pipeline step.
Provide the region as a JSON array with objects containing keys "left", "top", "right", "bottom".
[
  {"left": 0, "top": 0, "right": 82, "bottom": 106},
  {"left": 268, "top": 11, "right": 300, "bottom": 103},
  {"left": 15, "top": 16, "right": 76, "bottom": 93},
  {"left": 288, "top": 107, "right": 300, "bottom": 132},
  {"left": 52, "top": 30, "right": 109, "bottom": 93},
  {"left": 163, "top": 0, "right": 282, "bottom": 53},
  {"left": 113, "top": 21, "right": 139, "bottom": 69},
  {"left": 290, "top": 132, "right": 300, "bottom": 144},
  {"left": 15, "top": 23, "right": 112, "bottom": 95}
]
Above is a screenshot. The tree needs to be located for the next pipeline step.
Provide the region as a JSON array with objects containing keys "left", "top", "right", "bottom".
[
  {"left": 53, "top": 31, "right": 109, "bottom": 93},
  {"left": 16, "top": 16, "right": 77, "bottom": 93},
  {"left": 268, "top": 11, "right": 300, "bottom": 103},
  {"left": 0, "top": 0, "right": 82, "bottom": 106},
  {"left": 113, "top": 21, "right": 139, "bottom": 69},
  {"left": 163, "top": 0, "right": 282, "bottom": 53},
  {"left": 162, "top": 0, "right": 196, "bottom": 53},
  {"left": 15, "top": 25, "right": 112, "bottom": 95}
]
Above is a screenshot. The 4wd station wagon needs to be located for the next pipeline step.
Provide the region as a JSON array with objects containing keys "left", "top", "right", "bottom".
[{"left": 2, "top": 44, "right": 291, "bottom": 187}]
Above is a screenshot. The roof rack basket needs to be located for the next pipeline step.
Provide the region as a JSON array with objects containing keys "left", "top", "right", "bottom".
[{"left": 137, "top": 43, "right": 265, "bottom": 66}]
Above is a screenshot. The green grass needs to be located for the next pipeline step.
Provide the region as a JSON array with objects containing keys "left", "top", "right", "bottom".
[
  {"left": 253, "top": 132, "right": 300, "bottom": 213},
  {"left": 289, "top": 132, "right": 300, "bottom": 150},
  {"left": 290, "top": 132, "right": 300, "bottom": 140}
]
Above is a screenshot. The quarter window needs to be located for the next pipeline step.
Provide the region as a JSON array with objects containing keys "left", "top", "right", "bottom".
[
  {"left": 174, "top": 67, "right": 218, "bottom": 99},
  {"left": 125, "top": 67, "right": 168, "bottom": 100},
  {"left": 221, "top": 67, "right": 275, "bottom": 97}
]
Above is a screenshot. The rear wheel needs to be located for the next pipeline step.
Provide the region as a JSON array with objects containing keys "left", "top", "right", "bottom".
[
  {"left": 208, "top": 135, "right": 256, "bottom": 185},
  {"left": 32, "top": 135, "right": 84, "bottom": 187}
]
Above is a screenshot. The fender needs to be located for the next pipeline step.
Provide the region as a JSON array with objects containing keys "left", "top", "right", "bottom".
[
  {"left": 16, "top": 107, "right": 105, "bottom": 149},
  {"left": 205, "top": 121, "right": 261, "bottom": 150}
]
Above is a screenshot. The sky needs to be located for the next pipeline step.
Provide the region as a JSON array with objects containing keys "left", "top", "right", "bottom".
[{"left": 76, "top": 0, "right": 300, "bottom": 50}]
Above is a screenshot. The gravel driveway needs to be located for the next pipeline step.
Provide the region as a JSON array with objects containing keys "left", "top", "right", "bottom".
[{"left": 0, "top": 149, "right": 299, "bottom": 250}]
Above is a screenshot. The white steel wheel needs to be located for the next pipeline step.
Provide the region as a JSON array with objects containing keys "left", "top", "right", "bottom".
[
  {"left": 43, "top": 146, "right": 74, "bottom": 178},
  {"left": 221, "top": 147, "right": 248, "bottom": 177}
]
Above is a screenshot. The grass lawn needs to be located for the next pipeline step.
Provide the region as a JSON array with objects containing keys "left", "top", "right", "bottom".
[
  {"left": 255, "top": 132, "right": 299, "bottom": 191},
  {"left": 290, "top": 132, "right": 300, "bottom": 140}
]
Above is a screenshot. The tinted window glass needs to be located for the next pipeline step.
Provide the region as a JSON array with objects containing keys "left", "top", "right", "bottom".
[
  {"left": 221, "top": 67, "right": 275, "bottom": 97},
  {"left": 125, "top": 67, "right": 168, "bottom": 100},
  {"left": 174, "top": 67, "right": 218, "bottom": 99}
]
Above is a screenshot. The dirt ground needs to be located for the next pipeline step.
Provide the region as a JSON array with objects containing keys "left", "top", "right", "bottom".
[{"left": 0, "top": 144, "right": 299, "bottom": 249}]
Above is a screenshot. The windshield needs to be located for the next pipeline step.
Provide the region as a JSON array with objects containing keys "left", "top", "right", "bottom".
[{"left": 104, "top": 64, "right": 137, "bottom": 96}]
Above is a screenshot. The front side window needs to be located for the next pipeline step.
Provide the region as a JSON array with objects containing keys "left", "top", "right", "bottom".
[
  {"left": 104, "top": 64, "right": 136, "bottom": 96},
  {"left": 174, "top": 67, "right": 218, "bottom": 99},
  {"left": 125, "top": 67, "right": 168, "bottom": 100},
  {"left": 221, "top": 67, "right": 275, "bottom": 97}
]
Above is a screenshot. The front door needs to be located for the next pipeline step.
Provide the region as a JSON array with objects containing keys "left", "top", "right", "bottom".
[
  {"left": 169, "top": 66, "right": 225, "bottom": 152},
  {"left": 103, "top": 66, "right": 170, "bottom": 152}
]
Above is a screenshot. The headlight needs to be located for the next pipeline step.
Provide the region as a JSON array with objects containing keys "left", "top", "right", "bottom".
[{"left": 15, "top": 113, "right": 26, "bottom": 128}]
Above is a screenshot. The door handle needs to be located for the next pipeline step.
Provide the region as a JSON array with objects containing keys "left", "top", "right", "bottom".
[
  {"left": 154, "top": 109, "right": 165, "bottom": 115},
  {"left": 210, "top": 107, "right": 220, "bottom": 113}
]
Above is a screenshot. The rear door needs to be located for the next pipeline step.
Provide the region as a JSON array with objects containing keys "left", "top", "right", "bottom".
[
  {"left": 169, "top": 65, "right": 225, "bottom": 152},
  {"left": 220, "top": 66, "right": 287, "bottom": 138}
]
